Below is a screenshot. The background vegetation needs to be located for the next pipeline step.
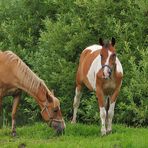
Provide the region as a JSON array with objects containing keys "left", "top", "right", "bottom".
[{"left": 0, "top": 0, "right": 148, "bottom": 127}]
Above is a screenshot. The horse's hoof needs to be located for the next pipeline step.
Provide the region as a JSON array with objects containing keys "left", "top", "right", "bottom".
[
  {"left": 11, "top": 131, "right": 17, "bottom": 137},
  {"left": 18, "top": 143, "right": 26, "bottom": 148},
  {"left": 101, "top": 133, "right": 106, "bottom": 136},
  {"left": 107, "top": 131, "right": 112, "bottom": 134},
  {"left": 107, "top": 130, "right": 112, "bottom": 134},
  {"left": 101, "top": 130, "right": 106, "bottom": 136},
  {"left": 71, "top": 120, "right": 76, "bottom": 124}
]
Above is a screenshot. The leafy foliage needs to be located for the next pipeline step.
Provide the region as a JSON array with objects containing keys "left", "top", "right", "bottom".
[{"left": 0, "top": 0, "right": 147, "bottom": 126}]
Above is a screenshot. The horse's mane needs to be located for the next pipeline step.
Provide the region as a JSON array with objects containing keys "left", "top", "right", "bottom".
[{"left": 5, "top": 51, "right": 48, "bottom": 95}]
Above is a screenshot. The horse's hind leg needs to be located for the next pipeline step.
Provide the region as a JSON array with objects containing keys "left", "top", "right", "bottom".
[
  {"left": 11, "top": 95, "right": 20, "bottom": 136},
  {"left": 71, "top": 85, "right": 82, "bottom": 123}
]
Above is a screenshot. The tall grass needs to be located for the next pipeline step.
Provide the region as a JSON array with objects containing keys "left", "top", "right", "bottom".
[{"left": 0, "top": 123, "right": 147, "bottom": 148}]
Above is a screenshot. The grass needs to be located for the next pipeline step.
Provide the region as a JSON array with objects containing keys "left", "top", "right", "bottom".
[{"left": 0, "top": 122, "right": 148, "bottom": 148}]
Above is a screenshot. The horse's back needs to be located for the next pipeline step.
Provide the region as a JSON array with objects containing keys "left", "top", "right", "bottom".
[
  {"left": 0, "top": 50, "right": 17, "bottom": 64},
  {"left": 0, "top": 51, "right": 22, "bottom": 86},
  {"left": 0, "top": 50, "right": 19, "bottom": 71},
  {"left": 76, "top": 45, "right": 102, "bottom": 90}
]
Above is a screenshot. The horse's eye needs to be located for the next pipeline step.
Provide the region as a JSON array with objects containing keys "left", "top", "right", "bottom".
[{"left": 53, "top": 108, "right": 58, "bottom": 113}]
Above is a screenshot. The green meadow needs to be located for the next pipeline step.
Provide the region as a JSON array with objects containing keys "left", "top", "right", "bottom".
[{"left": 0, "top": 123, "right": 147, "bottom": 148}]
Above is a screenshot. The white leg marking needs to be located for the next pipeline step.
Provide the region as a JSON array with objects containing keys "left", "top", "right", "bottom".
[
  {"left": 100, "top": 107, "right": 106, "bottom": 135},
  {"left": 71, "top": 88, "right": 82, "bottom": 123},
  {"left": 107, "top": 102, "right": 115, "bottom": 133}
]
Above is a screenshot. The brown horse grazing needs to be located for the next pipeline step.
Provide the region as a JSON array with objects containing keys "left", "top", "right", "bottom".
[
  {"left": 71, "top": 38, "right": 123, "bottom": 136},
  {"left": 0, "top": 50, "right": 65, "bottom": 136}
]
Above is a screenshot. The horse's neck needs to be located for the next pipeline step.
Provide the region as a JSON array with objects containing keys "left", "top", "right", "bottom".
[
  {"left": 15, "top": 69, "right": 50, "bottom": 110},
  {"left": 14, "top": 62, "right": 41, "bottom": 98},
  {"left": 111, "top": 65, "right": 116, "bottom": 77},
  {"left": 35, "top": 83, "right": 49, "bottom": 107},
  {"left": 19, "top": 82, "right": 48, "bottom": 111},
  {"left": 16, "top": 81, "right": 40, "bottom": 101}
]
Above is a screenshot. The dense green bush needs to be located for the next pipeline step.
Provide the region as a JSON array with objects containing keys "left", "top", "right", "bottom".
[{"left": 0, "top": 0, "right": 147, "bottom": 126}]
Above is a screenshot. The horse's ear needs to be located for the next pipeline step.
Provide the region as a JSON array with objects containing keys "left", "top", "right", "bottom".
[
  {"left": 99, "top": 38, "right": 104, "bottom": 46},
  {"left": 111, "top": 37, "right": 116, "bottom": 46},
  {"left": 46, "top": 92, "right": 53, "bottom": 103}
]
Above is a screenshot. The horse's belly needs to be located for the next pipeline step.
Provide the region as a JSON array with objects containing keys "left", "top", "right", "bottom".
[{"left": 103, "top": 88, "right": 114, "bottom": 95}]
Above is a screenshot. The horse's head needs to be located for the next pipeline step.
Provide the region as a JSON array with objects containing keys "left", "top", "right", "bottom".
[
  {"left": 99, "top": 37, "right": 116, "bottom": 79},
  {"left": 41, "top": 91, "right": 66, "bottom": 135}
]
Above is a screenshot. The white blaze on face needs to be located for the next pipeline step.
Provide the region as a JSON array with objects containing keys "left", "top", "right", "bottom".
[{"left": 103, "top": 50, "right": 112, "bottom": 79}]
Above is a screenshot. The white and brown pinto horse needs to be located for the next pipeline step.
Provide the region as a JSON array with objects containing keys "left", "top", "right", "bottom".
[
  {"left": 0, "top": 51, "right": 65, "bottom": 136},
  {"left": 71, "top": 38, "right": 123, "bottom": 135}
]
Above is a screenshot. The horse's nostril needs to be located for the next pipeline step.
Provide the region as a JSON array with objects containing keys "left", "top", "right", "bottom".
[
  {"left": 109, "top": 70, "right": 111, "bottom": 75},
  {"left": 109, "top": 69, "right": 112, "bottom": 75}
]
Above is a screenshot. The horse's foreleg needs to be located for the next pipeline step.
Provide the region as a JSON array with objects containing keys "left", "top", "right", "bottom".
[
  {"left": 71, "top": 85, "right": 82, "bottom": 124},
  {"left": 0, "top": 98, "right": 2, "bottom": 128},
  {"left": 107, "top": 88, "right": 120, "bottom": 134},
  {"left": 107, "top": 101, "right": 115, "bottom": 134},
  {"left": 96, "top": 87, "right": 106, "bottom": 136},
  {"left": 11, "top": 95, "right": 20, "bottom": 136}
]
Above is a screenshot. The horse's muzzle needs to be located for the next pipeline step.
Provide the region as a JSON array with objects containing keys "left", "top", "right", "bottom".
[
  {"left": 51, "top": 120, "right": 66, "bottom": 135},
  {"left": 102, "top": 65, "right": 112, "bottom": 79}
]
